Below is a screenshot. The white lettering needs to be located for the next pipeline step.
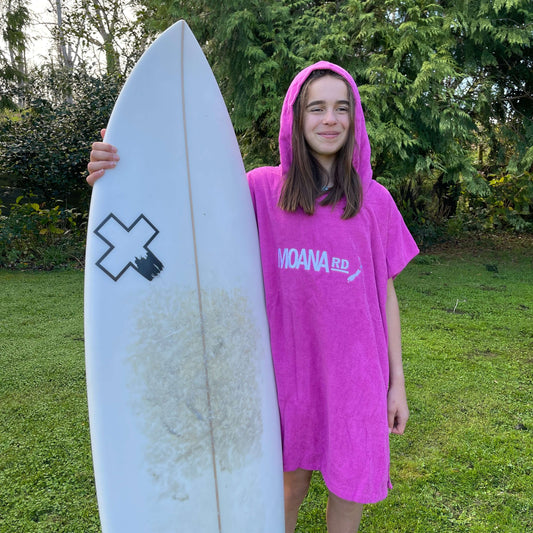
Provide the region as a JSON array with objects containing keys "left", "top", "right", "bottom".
[
  {"left": 289, "top": 248, "right": 298, "bottom": 268},
  {"left": 278, "top": 248, "right": 288, "bottom": 268},
  {"left": 308, "top": 250, "right": 319, "bottom": 271},
  {"left": 299, "top": 249, "right": 310, "bottom": 270},
  {"left": 278, "top": 248, "right": 333, "bottom": 274},
  {"left": 317, "top": 251, "right": 329, "bottom": 272}
]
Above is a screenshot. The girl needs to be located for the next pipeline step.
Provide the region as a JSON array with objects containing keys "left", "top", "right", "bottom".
[{"left": 88, "top": 61, "right": 419, "bottom": 533}]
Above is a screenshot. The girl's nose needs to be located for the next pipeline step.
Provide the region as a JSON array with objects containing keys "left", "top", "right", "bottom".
[{"left": 323, "top": 108, "right": 337, "bottom": 124}]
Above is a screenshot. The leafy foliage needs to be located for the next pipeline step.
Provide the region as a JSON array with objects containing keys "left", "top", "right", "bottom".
[
  {"left": 0, "top": 0, "right": 30, "bottom": 110},
  {"left": 143, "top": 0, "right": 299, "bottom": 167},
  {"left": 0, "top": 66, "right": 122, "bottom": 207},
  {"left": 341, "top": 1, "right": 480, "bottom": 223},
  {"left": 141, "top": 0, "right": 531, "bottom": 234},
  {"left": 458, "top": 171, "right": 533, "bottom": 232},
  {"left": 0, "top": 195, "right": 86, "bottom": 268},
  {"left": 447, "top": 0, "right": 533, "bottom": 174},
  {"left": 0, "top": 195, "right": 86, "bottom": 269},
  {"left": 0, "top": 0, "right": 530, "bottom": 248}
]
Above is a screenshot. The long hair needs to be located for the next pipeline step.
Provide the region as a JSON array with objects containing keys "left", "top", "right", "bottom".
[{"left": 278, "top": 69, "right": 363, "bottom": 220}]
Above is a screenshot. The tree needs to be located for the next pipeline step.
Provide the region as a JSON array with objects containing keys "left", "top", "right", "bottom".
[
  {"left": 50, "top": 0, "right": 76, "bottom": 71},
  {"left": 140, "top": 0, "right": 531, "bottom": 235},
  {"left": 341, "top": 0, "right": 483, "bottom": 224},
  {"left": 0, "top": 0, "right": 30, "bottom": 109},
  {"left": 443, "top": 0, "right": 533, "bottom": 174},
  {"left": 142, "top": 2, "right": 475, "bottom": 212},
  {"left": 46, "top": 0, "right": 152, "bottom": 76},
  {"left": 1, "top": 1, "right": 152, "bottom": 210},
  {"left": 2, "top": 0, "right": 528, "bottom": 231},
  {"left": 440, "top": 0, "right": 533, "bottom": 230}
]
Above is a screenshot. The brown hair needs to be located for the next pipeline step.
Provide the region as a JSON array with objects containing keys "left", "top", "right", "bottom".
[{"left": 278, "top": 69, "right": 363, "bottom": 220}]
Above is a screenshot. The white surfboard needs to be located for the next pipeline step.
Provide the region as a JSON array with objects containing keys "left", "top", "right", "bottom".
[{"left": 84, "top": 20, "right": 284, "bottom": 532}]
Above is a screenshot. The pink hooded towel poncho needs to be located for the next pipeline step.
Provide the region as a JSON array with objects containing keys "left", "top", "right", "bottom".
[{"left": 247, "top": 61, "right": 419, "bottom": 503}]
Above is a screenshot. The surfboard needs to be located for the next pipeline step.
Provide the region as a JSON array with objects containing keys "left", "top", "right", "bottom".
[{"left": 84, "top": 20, "right": 284, "bottom": 532}]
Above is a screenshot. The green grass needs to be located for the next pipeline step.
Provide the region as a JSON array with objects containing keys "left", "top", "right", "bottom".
[
  {"left": 0, "top": 270, "right": 99, "bottom": 532},
  {"left": 1, "top": 235, "right": 532, "bottom": 532}
]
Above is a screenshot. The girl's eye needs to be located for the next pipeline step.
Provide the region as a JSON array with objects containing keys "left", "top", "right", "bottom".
[{"left": 337, "top": 106, "right": 349, "bottom": 113}]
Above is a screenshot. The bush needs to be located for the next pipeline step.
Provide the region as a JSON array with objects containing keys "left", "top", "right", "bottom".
[
  {"left": 458, "top": 171, "right": 533, "bottom": 232},
  {"left": 0, "top": 67, "right": 122, "bottom": 210},
  {"left": 0, "top": 196, "right": 86, "bottom": 269}
]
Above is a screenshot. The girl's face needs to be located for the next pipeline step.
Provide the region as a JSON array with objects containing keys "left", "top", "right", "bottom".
[{"left": 302, "top": 75, "right": 351, "bottom": 171}]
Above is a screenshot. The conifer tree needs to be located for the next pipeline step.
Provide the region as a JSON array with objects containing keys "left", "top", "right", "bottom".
[
  {"left": 443, "top": 0, "right": 532, "bottom": 174},
  {"left": 134, "top": 0, "right": 533, "bottom": 225}
]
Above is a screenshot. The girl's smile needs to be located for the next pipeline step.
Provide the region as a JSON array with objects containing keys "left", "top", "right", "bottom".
[{"left": 303, "top": 75, "right": 351, "bottom": 171}]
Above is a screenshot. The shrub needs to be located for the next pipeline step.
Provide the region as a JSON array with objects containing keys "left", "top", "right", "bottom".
[
  {"left": 0, "top": 67, "right": 122, "bottom": 211},
  {"left": 458, "top": 171, "right": 533, "bottom": 232},
  {"left": 0, "top": 196, "right": 86, "bottom": 269}
]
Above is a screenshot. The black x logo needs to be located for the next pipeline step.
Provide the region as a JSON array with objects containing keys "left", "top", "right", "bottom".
[{"left": 93, "top": 213, "right": 164, "bottom": 281}]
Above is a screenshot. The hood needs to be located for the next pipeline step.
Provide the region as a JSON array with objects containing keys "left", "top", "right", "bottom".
[{"left": 278, "top": 61, "right": 373, "bottom": 190}]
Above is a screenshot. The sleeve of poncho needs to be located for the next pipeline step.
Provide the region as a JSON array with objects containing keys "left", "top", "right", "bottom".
[{"left": 385, "top": 198, "right": 419, "bottom": 279}]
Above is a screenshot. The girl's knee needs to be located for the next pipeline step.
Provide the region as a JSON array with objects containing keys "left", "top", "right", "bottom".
[
  {"left": 327, "top": 491, "right": 364, "bottom": 518},
  {"left": 284, "top": 469, "right": 312, "bottom": 504},
  {"left": 326, "top": 493, "right": 364, "bottom": 532}
]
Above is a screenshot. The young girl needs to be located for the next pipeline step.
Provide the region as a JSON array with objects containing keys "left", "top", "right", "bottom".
[{"left": 87, "top": 61, "right": 419, "bottom": 533}]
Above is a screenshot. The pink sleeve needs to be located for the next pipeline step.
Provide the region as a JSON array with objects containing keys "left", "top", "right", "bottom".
[{"left": 386, "top": 200, "right": 419, "bottom": 279}]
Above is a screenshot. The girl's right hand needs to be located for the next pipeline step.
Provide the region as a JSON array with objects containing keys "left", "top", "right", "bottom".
[{"left": 87, "top": 128, "right": 120, "bottom": 186}]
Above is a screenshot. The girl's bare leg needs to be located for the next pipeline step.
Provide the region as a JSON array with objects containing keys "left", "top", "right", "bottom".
[
  {"left": 284, "top": 469, "right": 313, "bottom": 533},
  {"left": 326, "top": 492, "right": 363, "bottom": 533}
]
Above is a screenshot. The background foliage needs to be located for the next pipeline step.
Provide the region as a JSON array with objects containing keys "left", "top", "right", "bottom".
[
  {"left": 0, "top": 194, "right": 86, "bottom": 269},
  {"left": 0, "top": 68, "right": 122, "bottom": 207},
  {"left": 141, "top": 0, "right": 531, "bottom": 236},
  {"left": 0, "top": 0, "right": 531, "bottom": 268}
]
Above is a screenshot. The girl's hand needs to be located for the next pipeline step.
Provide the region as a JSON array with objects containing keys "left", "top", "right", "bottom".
[
  {"left": 387, "top": 381, "right": 409, "bottom": 435},
  {"left": 87, "top": 128, "right": 120, "bottom": 186}
]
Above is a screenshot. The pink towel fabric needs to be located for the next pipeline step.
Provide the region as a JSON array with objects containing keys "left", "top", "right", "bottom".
[{"left": 247, "top": 61, "right": 419, "bottom": 503}]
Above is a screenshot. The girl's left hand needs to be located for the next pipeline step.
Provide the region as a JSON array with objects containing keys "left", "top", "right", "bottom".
[{"left": 387, "top": 382, "right": 409, "bottom": 435}]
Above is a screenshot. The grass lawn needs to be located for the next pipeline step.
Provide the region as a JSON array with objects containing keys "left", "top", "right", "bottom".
[
  {"left": 1, "top": 234, "right": 532, "bottom": 532},
  {"left": 0, "top": 270, "right": 99, "bottom": 532}
]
